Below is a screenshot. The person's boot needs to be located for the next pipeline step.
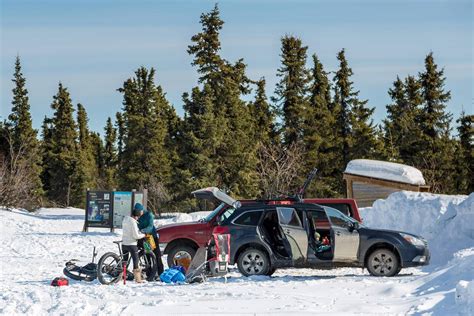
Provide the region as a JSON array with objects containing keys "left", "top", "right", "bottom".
[{"left": 133, "top": 268, "right": 144, "bottom": 283}]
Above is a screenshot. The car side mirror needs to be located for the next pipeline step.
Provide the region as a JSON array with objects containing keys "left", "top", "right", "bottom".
[{"left": 348, "top": 221, "right": 359, "bottom": 232}]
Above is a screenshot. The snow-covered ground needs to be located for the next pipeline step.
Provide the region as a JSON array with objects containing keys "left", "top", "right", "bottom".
[{"left": 1, "top": 192, "right": 473, "bottom": 315}]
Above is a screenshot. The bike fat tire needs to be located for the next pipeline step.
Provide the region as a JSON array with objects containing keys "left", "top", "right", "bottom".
[
  {"left": 63, "top": 265, "right": 96, "bottom": 282},
  {"left": 139, "top": 250, "right": 158, "bottom": 281},
  {"left": 97, "top": 252, "right": 123, "bottom": 285}
]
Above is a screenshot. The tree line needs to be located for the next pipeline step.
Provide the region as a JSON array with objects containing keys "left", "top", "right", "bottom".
[{"left": 1, "top": 5, "right": 472, "bottom": 212}]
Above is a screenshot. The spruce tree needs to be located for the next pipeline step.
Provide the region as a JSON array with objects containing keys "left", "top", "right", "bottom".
[
  {"left": 103, "top": 117, "right": 117, "bottom": 189},
  {"left": 417, "top": 53, "right": 455, "bottom": 193},
  {"left": 180, "top": 4, "right": 259, "bottom": 205},
  {"left": 419, "top": 53, "right": 452, "bottom": 139},
  {"left": 181, "top": 85, "right": 221, "bottom": 191},
  {"left": 8, "top": 56, "right": 43, "bottom": 205},
  {"left": 273, "top": 35, "right": 310, "bottom": 145},
  {"left": 333, "top": 49, "right": 381, "bottom": 165},
  {"left": 304, "top": 54, "right": 339, "bottom": 196},
  {"left": 45, "top": 83, "right": 80, "bottom": 206},
  {"left": 383, "top": 76, "right": 405, "bottom": 160},
  {"left": 401, "top": 75, "right": 424, "bottom": 165},
  {"left": 331, "top": 49, "right": 383, "bottom": 194},
  {"left": 383, "top": 75, "right": 424, "bottom": 163},
  {"left": 187, "top": 3, "right": 224, "bottom": 86},
  {"left": 75, "top": 104, "right": 97, "bottom": 196},
  {"left": 40, "top": 116, "right": 54, "bottom": 195},
  {"left": 218, "top": 60, "right": 259, "bottom": 197},
  {"left": 90, "top": 132, "right": 105, "bottom": 187},
  {"left": 454, "top": 112, "right": 473, "bottom": 193},
  {"left": 332, "top": 49, "right": 352, "bottom": 169},
  {"left": 249, "top": 78, "right": 277, "bottom": 145},
  {"left": 117, "top": 67, "right": 172, "bottom": 191}
]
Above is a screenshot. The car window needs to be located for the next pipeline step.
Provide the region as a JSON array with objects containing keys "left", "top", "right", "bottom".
[
  {"left": 310, "top": 210, "right": 328, "bottom": 220},
  {"left": 233, "top": 210, "right": 263, "bottom": 226},
  {"left": 277, "top": 207, "right": 302, "bottom": 228},
  {"left": 324, "top": 206, "right": 351, "bottom": 227},
  {"left": 308, "top": 210, "right": 329, "bottom": 227},
  {"left": 219, "top": 207, "right": 236, "bottom": 224},
  {"left": 318, "top": 203, "right": 351, "bottom": 216}
]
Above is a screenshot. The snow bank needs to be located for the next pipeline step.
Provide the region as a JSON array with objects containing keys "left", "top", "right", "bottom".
[
  {"left": 456, "top": 280, "right": 474, "bottom": 315},
  {"left": 361, "top": 192, "right": 474, "bottom": 313},
  {"left": 345, "top": 159, "right": 426, "bottom": 185},
  {"left": 360, "top": 191, "right": 474, "bottom": 265}
]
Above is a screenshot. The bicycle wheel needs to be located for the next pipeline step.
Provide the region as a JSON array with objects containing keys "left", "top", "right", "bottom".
[
  {"left": 97, "top": 252, "right": 123, "bottom": 285},
  {"left": 138, "top": 250, "right": 158, "bottom": 281}
]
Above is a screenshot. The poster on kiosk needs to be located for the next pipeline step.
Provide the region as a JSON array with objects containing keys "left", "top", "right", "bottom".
[{"left": 84, "top": 189, "right": 147, "bottom": 232}]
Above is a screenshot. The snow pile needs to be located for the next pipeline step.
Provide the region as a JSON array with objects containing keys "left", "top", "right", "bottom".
[
  {"left": 360, "top": 191, "right": 473, "bottom": 265},
  {"left": 361, "top": 192, "right": 474, "bottom": 313},
  {"left": 345, "top": 159, "right": 426, "bottom": 185},
  {"left": 456, "top": 280, "right": 474, "bottom": 315}
]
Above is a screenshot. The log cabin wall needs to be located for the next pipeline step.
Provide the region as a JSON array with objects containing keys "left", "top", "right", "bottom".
[{"left": 343, "top": 173, "right": 430, "bottom": 208}]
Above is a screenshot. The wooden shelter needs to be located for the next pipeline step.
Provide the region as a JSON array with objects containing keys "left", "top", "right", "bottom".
[{"left": 343, "top": 160, "right": 430, "bottom": 207}]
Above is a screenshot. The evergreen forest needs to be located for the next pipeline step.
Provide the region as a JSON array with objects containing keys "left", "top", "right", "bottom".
[{"left": 1, "top": 5, "right": 472, "bottom": 212}]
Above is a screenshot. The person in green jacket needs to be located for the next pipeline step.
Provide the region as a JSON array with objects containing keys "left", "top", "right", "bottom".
[{"left": 135, "top": 203, "right": 164, "bottom": 278}]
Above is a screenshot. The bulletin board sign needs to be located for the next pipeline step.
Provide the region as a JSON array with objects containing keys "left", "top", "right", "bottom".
[
  {"left": 86, "top": 191, "right": 112, "bottom": 228},
  {"left": 113, "top": 192, "right": 133, "bottom": 229},
  {"left": 83, "top": 189, "right": 147, "bottom": 232}
]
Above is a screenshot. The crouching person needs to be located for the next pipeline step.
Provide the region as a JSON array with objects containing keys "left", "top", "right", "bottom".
[{"left": 122, "top": 207, "right": 145, "bottom": 283}]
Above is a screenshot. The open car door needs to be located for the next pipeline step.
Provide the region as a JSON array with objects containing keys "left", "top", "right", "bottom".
[
  {"left": 325, "top": 207, "right": 359, "bottom": 262},
  {"left": 276, "top": 207, "right": 308, "bottom": 263}
]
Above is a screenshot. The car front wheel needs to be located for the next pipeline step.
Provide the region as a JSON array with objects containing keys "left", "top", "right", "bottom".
[
  {"left": 166, "top": 244, "right": 196, "bottom": 269},
  {"left": 366, "top": 248, "right": 400, "bottom": 277},
  {"left": 237, "top": 248, "right": 270, "bottom": 277}
]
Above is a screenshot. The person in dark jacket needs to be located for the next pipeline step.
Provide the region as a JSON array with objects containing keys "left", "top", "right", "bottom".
[{"left": 135, "top": 203, "right": 164, "bottom": 278}]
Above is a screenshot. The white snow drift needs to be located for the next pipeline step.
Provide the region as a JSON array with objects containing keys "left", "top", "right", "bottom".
[{"left": 361, "top": 191, "right": 474, "bottom": 315}]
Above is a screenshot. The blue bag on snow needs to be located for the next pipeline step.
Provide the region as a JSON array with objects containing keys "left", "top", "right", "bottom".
[{"left": 160, "top": 267, "right": 186, "bottom": 284}]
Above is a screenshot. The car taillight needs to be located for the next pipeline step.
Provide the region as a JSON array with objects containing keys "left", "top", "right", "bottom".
[{"left": 212, "top": 226, "right": 229, "bottom": 234}]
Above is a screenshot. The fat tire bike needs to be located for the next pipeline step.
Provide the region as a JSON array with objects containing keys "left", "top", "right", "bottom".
[{"left": 97, "top": 240, "right": 157, "bottom": 285}]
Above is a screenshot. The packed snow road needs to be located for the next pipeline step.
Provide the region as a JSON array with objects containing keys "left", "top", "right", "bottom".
[{"left": 1, "top": 192, "right": 473, "bottom": 315}]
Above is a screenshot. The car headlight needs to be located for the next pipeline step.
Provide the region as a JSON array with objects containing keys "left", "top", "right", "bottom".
[{"left": 400, "top": 233, "right": 425, "bottom": 247}]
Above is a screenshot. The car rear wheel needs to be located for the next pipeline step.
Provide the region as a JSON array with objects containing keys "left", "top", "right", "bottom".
[
  {"left": 237, "top": 248, "right": 270, "bottom": 277},
  {"left": 366, "top": 248, "right": 400, "bottom": 277},
  {"left": 166, "top": 244, "right": 196, "bottom": 269}
]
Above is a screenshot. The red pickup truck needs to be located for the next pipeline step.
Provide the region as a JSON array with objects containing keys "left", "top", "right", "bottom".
[{"left": 157, "top": 187, "right": 362, "bottom": 267}]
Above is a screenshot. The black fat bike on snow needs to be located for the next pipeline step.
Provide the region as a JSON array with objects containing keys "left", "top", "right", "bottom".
[
  {"left": 97, "top": 240, "right": 158, "bottom": 285},
  {"left": 63, "top": 247, "right": 98, "bottom": 282}
]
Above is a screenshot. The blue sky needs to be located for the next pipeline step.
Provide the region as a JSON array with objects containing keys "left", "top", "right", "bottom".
[{"left": 1, "top": 0, "right": 472, "bottom": 135}]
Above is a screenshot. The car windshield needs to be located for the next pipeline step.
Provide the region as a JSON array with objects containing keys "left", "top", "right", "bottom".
[{"left": 201, "top": 203, "right": 226, "bottom": 223}]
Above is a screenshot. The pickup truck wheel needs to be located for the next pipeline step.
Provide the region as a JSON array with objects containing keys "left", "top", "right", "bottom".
[
  {"left": 367, "top": 248, "right": 400, "bottom": 277},
  {"left": 237, "top": 248, "right": 269, "bottom": 277},
  {"left": 166, "top": 245, "right": 196, "bottom": 268}
]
